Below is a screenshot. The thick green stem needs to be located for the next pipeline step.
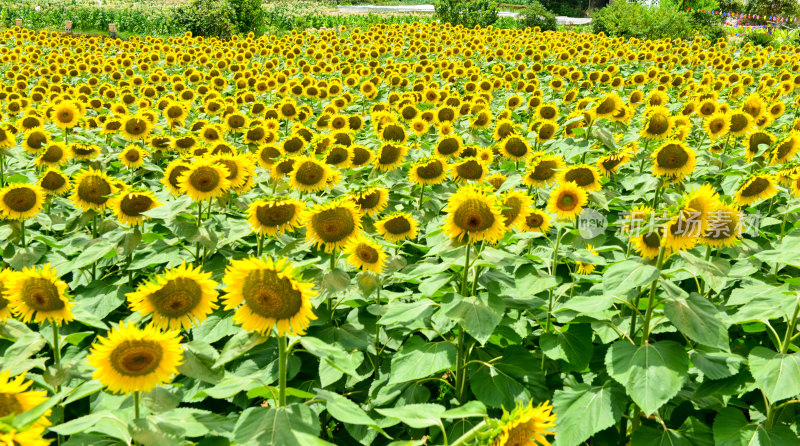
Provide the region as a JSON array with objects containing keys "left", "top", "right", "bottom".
[
  {"left": 0, "top": 154, "right": 4, "bottom": 187},
  {"left": 257, "top": 233, "right": 264, "bottom": 257},
  {"left": 451, "top": 420, "right": 486, "bottom": 446},
  {"left": 134, "top": 392, "right": 141, "bottom": 419},
  {"left": 20, "top": 219, "right": 26, "bottom": 248},
  {"left": 781, "top": 299, "right": 800, "bottom": 355},
  {"left": 544, "top": 227, "right": 563, "bottom": 334},
  {"left": 455, "top": 242, "right": 472, "bottom": 403},
  {"left": 278, "top": 335, "right": 288, "bottom": 407},
  {"left": 640, "top": 247, "right": 666, "bottom": 345},
  {"left": 417, "top": 184, "right": 425, "bottom": 210}
]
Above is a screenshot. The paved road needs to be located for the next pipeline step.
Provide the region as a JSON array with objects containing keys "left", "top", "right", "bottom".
[{"left": 336, "top": 4, "right": 592, "bottom": 25}]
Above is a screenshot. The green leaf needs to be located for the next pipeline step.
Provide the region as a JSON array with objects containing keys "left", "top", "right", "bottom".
[
  {"left": 748, "top": 346, "right": 800, "bottom": 403},
  {"left": 444, "top": 293, "right": 505, "bottom": 345},
  {"left": 233, "top": 404, "right": 320, "bottom": 446},
  {"left": 690, "top": 350, "right": 743, "bottom": 380},
  {"left": 540, "top": 324, "right": 594, "bottom": 371},
  {"left": 375, "top": 404, "right": 445, "bottom": 429},
  {"left": 552, "top": 381, "right": 626, "bottom": 446},
  {"left": 514, "top": 264, "right": 558, "bottom": 297},
  {"left": 664, "top": 293, "right": 729, "bottom": 350},
  {"left": 389, "top": 337, "right": 457, "bottom": 384},
  {"left": 314, "top": 388, "right": 389, "bottom": 437},
  {"left": 631, "top": 425, "right": 692, "bottom": 446},
  {"left": 712, "top": 407, "right": 800, "bottom": 446},
  {"left": 602, "top": 260, "right": 659, "bottom": 295},
  {"left": 380, "top": 299, "right": 437, "bottom": 326},
  {"left": 214, "top": 331, "right": 266, "bottom": 368},
  {"left": 605, "top": 341, "right": 689, "bottom": 415},
  {"left": 70, "top": 239, "right": 116, "bottom": 270},
  {"left": 301, "top": 336, "right": 361, "bottom": 377},
  {"left": 441, "top": 401, "right": 487, "bottom": 419},
  {"left": 50, "top": 411, "right": 130, "bottom": 442}
]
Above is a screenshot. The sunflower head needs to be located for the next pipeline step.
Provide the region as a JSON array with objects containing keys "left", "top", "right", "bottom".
[
  {"left": 701, "top": 203, "right": 742, "bottom": 248},
  {"left": 375, "top": 212, "right": 419, "bottom": 243},
  {"left": 410, "top": 157, "right": 447, "bottom": 186},
  {"left": 651, "top": 140, "right": 697, "bottom": 181},
  {"left": 523, "top": 155, "right": 565, "bottom": 188},
  {"left": 88, "top": 322, "right": 183, "bottom": 394},
  {"left": 110, "top": 190, "right": 161, "bottom": 227},
  {"left": 303, "top": 199, "right": 362, "bottom": 253},
  {"left": 500, "top": 136, "right": 530, "bottom": 161},
  {"left": 0, "top": 183, "right": 44, "bottom": 220},
  {"left": 349, "top": 187, "right": 389, "bottom": 217},
  {"left": 222, "top": 257, "right": 318, "bottom": 336},
  {"left": 484, "top": 400, "right": 557, "bottom": 446},
  {"left": 178, "top": 159, "right": 231, "bottom": 201},
  {"left": 443, "top": 185, "right": 507, "bottom": 244},
  {"left": 547, "top": 181, "right": 588, "bottom": 221},
  {"left": 70, "top": 168, "right": 117, "bottom": 211},
  {"left": 734, "top": 174, "right": 778, "bottom": 206},
  {"left": 248, "top": 198, "right": 306, "bottom": 236},
  {"left": 7, "top": 264, "right": 73, "bottom": 325},
  {"left": 344, "top": 236, "right": 387, "bottom": 274},
  {"left": 521, "top": 208, "right": 552, "bottom": 233},
  {"left": 560, "top": 164, "right": 602, "bottom": 192},
  {"left": 451, "top": 158, "right": 487, "bottom": 183},
  {"left": 289, "top": 156, "right": 336, "bottom": 193},
  {"left": 119, "top": 144, "right": 149, "bottom": 169},
  {"left": 0, "top": 370, "right": 50, "bottom": 427},
  {"left": 501, "top": 190, "right": 534, "bottom": 230}
]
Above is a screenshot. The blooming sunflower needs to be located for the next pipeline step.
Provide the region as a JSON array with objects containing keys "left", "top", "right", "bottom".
[
  {"left": 51, "top": 100, "right": 82, "bottom": 129},
  {"left": 70, "top": 169, "right": 117, "bottom": 212},
  {"left": 162, "top": 159, "right": 191, "bottom": 195},
  {"left": 547, "top": 182, "right": 588, "bottom": 221},
  {"left": 746, "top": 131, "right": 774, "bottom": 161},
  {"left": 727, "top": 111, "right": 752, "bottom": 137},
  {"left": 521, "top": 209, "right": 552, "bottom": 233},
  {"left": 631, "top": 230, "right": 663, "bottom": 260},
  {"left": 443, "top": 185, "right": 507, "bottom": 243},
  {"left": 222, "top": 257, "right": 318, "bottom": 336},
  {"left": 303, "top": 199, "right": 362, "bottom": 253},
  {"left": 0, "top": 269, "right": 15, "bottom": 320},
  {"left": 651, "top": 141, "right": 696, "bottom": 181},
  {"left": 500, "top": 136, "right": 530, "bottom": 161},
  {"left": 486, "top": 400, "right": 556, "bottom": 446},
  {"left": 640, "top": 106, "right": 673, "bottom": 140},
  {"left": 350, "top": 145, "right": 375, "bottom": 168},
  {"left": 289, "top": 156, "right": 335, "bottom": 193},
  {"left": 349, "top": 187, "right": 389, "bottom": 217},
  {"left": 87, "top": 322, "right": 183, "bottom": 394},
  {"left": 375, "top": 143, "right": 409, "bottom": 171},
  {"left": 681, "top": 183, "right": 720, "bottom": 232},
  {"left": 409, "top": 157, "right": 447, "bottom": 186},
  {"left": 596, "top": 149, "right": 633, "bottom": 177},
  {"left": 375, "top": 212, "right": 419, "bottom": 243},
  {"left": 575, "top": 245, "right": 599, "bottom": 275},
  {"left": 0, "top": 183, "right": 44, "bottom": 220},
  {"left": 450, "top": 158, "right": 487, "bottom": 183},
  {"left": 701, "top": 203, "right": 742, "bottom": 248},
  {"left": 323, "top": 145, "right": 353, "bottom": 169},
  {"left": 119, "top": 144, "right": 149, "bottom": 169},
  {"left": 501, "top": 190, "right": 534, "bottom": 230},
  {"left": 7, "top": 264, "right": 73, "bottom": 325},
  {"left": 344, "top": 236, "right": 387, "bottom": 274},
  {"left": 120, "top": 113, "right": 152, "bottom": 141},
  {"left": 704, "top": 113, "right": 730, "bottom": 141},
  {"left": 35, "top": 143, "right": 69, "bottom": 167},
  {"left": 248, "top": 198, "right": 306, "bottom": 236},
  {"left": 559, "top": 164, "right": 602, "bottom": 192},
  {"left": 771, "top": 134, "right": 800, "bottom": 165},
  {"left": 486, "top": 173, "right": 507, "bottom": 191},
  {"left": 178, "top": 159, "right": 231, "bottom": 201},
  {"left": 127, "top": 263, "right": 219, "bottom": 331},
  {"left": 109, "top": 190, "right": 161, "bottom": 227},
  {"left": 21, "top": 127, "right": 49, "bottom": 154},
  {"left": 662, "top": 210, "right": 701, "bottom": 253},
  {"left": 0, "top": 426, "right": 51, "bottom": 446},
  {"left": 0, "top": 370, "right": 50, "bottom": 427},
  {"left": 734, "top": 174, "right": 778, "bottom": 206}
]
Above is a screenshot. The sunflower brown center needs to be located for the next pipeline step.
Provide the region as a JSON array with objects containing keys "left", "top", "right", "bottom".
[
  {"left": 501, "top": 196, "right": 522, "bottom": 226},
  {"left": 148, "top": 277, "right": 202, "bottom": 317},
  {"left": 41, "top": 145, "right": 64, "bottom": 163},
  {"left": 124, "top": 150, "right": 141, "bottom": 162},
  {"left": 741, "top": 177, "right": 769, "bottom": 197},
  {"left": 355, "top": 191, "right": 381, "bottom": 210},
  {"left": 0, "top": 393, "right": 24, "bottom": 417},
  {"left": 384, "top": 216, "right": 411, "bottom": 234},
  {"left": 357, "top": 244, "right": 380, "bottom": 263},
  {"left": 596, "top": 97, "right": 616, "bottom": 115},
  {"left": 455, "top": 160, "right": 483, "bottom": 180},
  {"left": 325, "top": 146, "right": 349, "bottom": 165},
  {"left": 168, "top": 166, "right": 190, "bottom": 190},
  {"left": 109, "top": 340, "right": 163, "bottom": 376},
  {"left": 437, "top": 138, "right": 460, "bottom": 156},
  {"left": 351, "top": 147, "right": 371, "bottom": 166},
  {"left": 124, "top": 118, "right": 147, "bottom": 136},
  {"left": 227, "top": 115, "right": 245, "bottom": 129},
  {"left": 56, "top": 109, "right": 75, "bottom": 123},
  {"left": 3, "top": 187, "right": 37, "bottom": 212},
  {"left": 558, "top": 192, "right": 577, "bottom": 210},
  {"left": 416, "top": 160, "right": 444, "bottom": 179},
  {"left": 643, "top": 231, "right": 661, "bottom": 248},
  {"left": 564, "top": 168, "right": 596, "bottom": 187},
  {"left": 295, "top": 161, "right": 325, "bottom": 186},
  {"left": 378, "top": 144, "right": 403, "bottom": 165},
  {"left": 26, "top": 131, "right": 47, "bottom": 149},
  {"left": 283, "top": 137, "right": 303, "bottom": 154},
  {"left": 188, "top": 167, "right": 222, "bottom": 192},
  {"left": 504, "top": 137, "right": 527, "bottom": 157},
  {"left": 311, "top": 207, "right": 356, "bottom": 242},
  {"left": 656, "top": 144, "right": 689, "bottom": 169},
  {"left": 120, "top": 194, "right": 154, "bottom": 216},
  {"left": 167, "top": 105, "right": 184, "bottom": 119},
  {"left": 242, "top": 269, "right": 302, "bottom": 319},
  {"left": 41, "top": 171, "right": 66, "bottom": 191},
  {"left": 217, "top": 160, "right": 239, "bottom": 181},
  {"left": 454, "top": 199, "right": 495, "bottom": 232},
  {"left": 539, "top": 106, "right": 557, "bottom": 120},
  {"left": 247, "top": 127, "right": 265, "bottom": 141},
  {"left": 256, "top": 203, "right": 296, "bottom": 226},
  {"left": 530, "top": 160, "right": 558, "bottom": 181},
  {"left": 646, "top": 113, "right": 670, "bottom": 135},
  {"left": 526, "top": 213, "right": 544, "bottom": 228},
  {"left": 20, "top": 278, "right": 64, "bottom": 312},
  {"left": 382, "top": 124, "right": 406, "bottom": 142}
]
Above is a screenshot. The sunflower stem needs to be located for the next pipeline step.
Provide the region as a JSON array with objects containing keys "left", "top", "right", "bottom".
[
  {"left": 450, "top": 420, "right": 486, "bottom": 446},
  {"left": 20, "top": 219, "right": 26, "bottom": 248},
  {"left": 640, "top": 247, "right": 666, "bottom": 345},
  {"left": 52, "top": 322, "right": 61, "bottom": 370},
  {"left": 0, "top": 153, "right": 4, "bottom": 187},
  {"left": 134, "top": 392, "right": 141, "bottom": 419},
  {"left": 278, "top": 335, "right": 288, "bottom": 407},
  {"left": 257, "top": 233, "right": 264, "bottom": 257},
  {"left": 374, "top": 280, "right": 382, "bottom": 372},
  {"left": 544, "top": 227, "right": 563, "bottom": 334},
  {"left": 454, "top": 242, "right": 472, "bottom": 403},
  {"left": 417, "top": 184, "right": 425, "bottom": 210}
]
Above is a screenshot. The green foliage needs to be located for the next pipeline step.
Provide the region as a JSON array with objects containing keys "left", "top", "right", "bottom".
[
  {"left": 745, "top": 0, "right": 799, "bottom": 19},
  {"left": 434, "top": 0, "right": 499, "bottom": 28},
  {"left": 592, "top": 1, "right": 695, "bottom": 40},
  {"left": 742, "top": 31, "right": 775, "bottom": 48},
  {"left": 228, "top": 0, "right": 263, "bottom": 34},
  {"left": 517, "top": 0, "right": 557, "bottom": 32},
  {"left": 174, "top": 0, "right": 236, "bottom": 38}
]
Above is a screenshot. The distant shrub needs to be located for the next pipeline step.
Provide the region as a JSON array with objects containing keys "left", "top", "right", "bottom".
[
  {"left": 229, "top": 0, "right": 263, "bottom": 34},
  {"left": 592, "top": 1, "right": 694, "bottom": 40},
  {"left": 517, "top": 0, "right": 557, "bottom": 32},
  {"left": 174, "top": 0, "right": 236, "bottom": 38},
  {"left": 434, "top": 0, "right": 498, "bottom": 29}
]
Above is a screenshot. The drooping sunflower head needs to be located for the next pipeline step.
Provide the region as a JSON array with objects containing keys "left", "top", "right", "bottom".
[
  {"left": 303, "top": 199, "right": 362, "bottom": 253},
  {"left": 500, "top": 135, "right": 530, "bottom": 161},
  {"left": 289, "top": 156, "right": 336, "bottom": 193},
  {"left": 344, "top": 236, "right": 387, "bottom": 274},
  {"left": 631, "top": 229, "right": 663, "bottom": 260},
  {"left": 500, "top": 190, "right": 534, "bottom": 230},
  {"left": 701, "top": 203, "right": 742, "bottom": 248},
  {"left": 662, "top": 210, "right": 701, "bottom": 253},
  {"left": 485, "top": 400, "right": 557, "bottom": 446},
  {"left": 7, "top": 263, "right": 73, "bottom": 325},
  {"left": 746, "top": 131, "right": 774, "bottom": 161},
  {"left": 162, "top": 159, "right": 191, "bottom": 195},
  {"left": 651, "top": 140, "right": 697, "bottom": 181},
  {"left": 69, "top": 143, "right": 101, "bottom": 161},
  {"left": 771, "top": 133, "right": 800, "bottom": 165},
  {"left": 36, "top": 143, "right": 69, "bottom": 167},
  {"left": 486, "top": 173, "right": 507, "bottom": 191},
  {"left": 560, "top": 164, "right": 602, "bottom": 192},
  {"left": 596, "top": 149, "right": 633, "bottom": 177},
  {"left": 348, "top": 145, "right": 374, "bottom": 168},
  {"left": 222, "top": 257, "right": 318, "bottom": 336},
  {"left": 119, "top": 144, "right": 149, "bottom": 169},
  {"left": 409, "top": 157, "right": 447, "bottom": 186},
  {"left": 547, "top": 181, "right": 588, "bottom": 221},
  {"left": 127, "top": 263, "right": 219, "bottom": 331},
  {"left": 375, "top": 212, "right": 419, "bottom": 243},
  {"left": 443, "top": 185, "right": 507, "bottom": 244},
  {"left": 109, "top": 190, "right": 161, "bottom": 227},
  {"left": 450, "top": 157, "right": 487, "bottom": 183},
  {"left": 323, "top": 144, "right": 353, "bottom": 169},
  {"left": 21, "top": 127, "right": 49, "bottom": 154},
  {"left": 435, "top": 135, "right": 463, "bottom": 159},
  {"left": 734, "top": 174, "right": 778, "bottom": 206},
  {"left": 640, "top": 106, "right": 673, "bottom": 140},
  {"left": 248, "top": 198, "right": 306, "bottom": 236},
  {"left": 0, "top": 183, "right": 44, "bottom": 220},
  {"left": 177, "top": 159, "right": 231, "bottom": 202},
  {"left": 87, "top": 322, "right": 183, "bottom": 394},
  {"left": 349, "top": 187, "right": 389, "bottom": 217},
  {"left": 680, "top": 183, "right": 720, "bottom": 232},
  {"left": 375, "top": 143, "right": 409, "bottom": 172},
  {"left": 522, "top": 154, "right": 564, "bottom": 188},
  {"left": 727, "top": 110, "right": 752, "bottom": 136},
  {"left": 593, "top": 92, "right": 622, "bottom": 118}
]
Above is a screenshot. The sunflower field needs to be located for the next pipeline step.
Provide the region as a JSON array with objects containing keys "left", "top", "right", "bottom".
[{"left": 0, "top": 21, "right": 800, "bottom": 446}]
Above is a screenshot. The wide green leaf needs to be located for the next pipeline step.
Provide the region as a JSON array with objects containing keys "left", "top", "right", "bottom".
[
  {"left": 664, "top": 293, "right": 729, "bottom": 350},
  {"left": 389, "top": 337, "right": 457, "bottom": 384},
  {"left": 552, "top": 381, "right": 626, "bottom": 446},
  {"left": 748, "top": 346, "right": 800, "bottom": 403}
]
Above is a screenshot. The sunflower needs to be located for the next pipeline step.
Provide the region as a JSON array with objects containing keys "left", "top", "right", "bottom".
[
  {"left": 727, "top": 111, "right": 752, "bottom": 137},
  {"left": 375, "top": 143, "right": 409, "bottom": 171},
  {"left": 651, "top": 141, "right": 696, "bottom": 181},
  {"left": 344, "top": 236, "right": 387, "bottom": 274},
  {"left": 88, "top": 322, "right": 183, "bottom": 394},
  {"left": 323, "top": 145, "right": 353, "bottom": 169},
  {"left": 0, "top": 269, "right": 16, "bottom": 320},
  {"left": 409, "top": 157, "right": 447, "bottom": 186},
  {"left": 435, "top": 135, "right": 463, "bottom": 159},
  {"left": 501, "top": 190, "right": 534, "bottom": 230},
  {"left": 288, "top": 156, "right": 335, "bottom": 193},
  {"left": 127, "top": 263, "right": 219, "bottom": 331},
  {"left": 0, "top": 426, "right": 51, "bottom": 446},
  {"left": 486, "top": 400, "right": 556, "bottom": 446},
  {"left": 701, "top": 203, "right": 742, "bottom": 248},
  {"left": 257, "top": 144, "right": 283, "bottom": 169},
  {"left": 493, "top": 119, "right": 519, "bottom": 141},
  {"left": 742, "top": 93, "right": 764, "bottom": 118},
  {"left": 303, "top": 199, "right": 362, "bottom": 253},
  {"left": 631, "top": 230, "right": 663, "bottom": 259},
  {"left": 0, "top": 370, "right": 50, "bottom": 427},
  {"left": 0, "top": 183, "right": 44, "bottom": 220},
  {"left": 21, "top": 127, "right": 49, "bottom": 153},
  {"left": 248, "top": 198, "right": 305, "bottom": 236},
  {"left": 375, "top": 212, "right": 419, "bottom": 243},
  {"left": 178, "top": 159, "right": 231, "bottom": 201},
  {"left": 222, "top": 257, "right": 318, "bottom": 336},
  {"left": 523, "top": 154, "right": 565, "bottom": 188},
  {"left": 350, "top": 187, "right": 389, "bottom": 217},
  {"left": 451, "top": 158, "right": 487, "bottom": 183},
  {"left": 704, "top": 113, "right": 730, "bottom": 140},
  {"left": 593, "top": 93, "right": 622, "bottom": 118},
  {"left": 51, "top": 100, "right": 82, "bottom": 129},
  {"left": 69, "top": 169, "right": 118, "bottom": 212},
  {"left": 521, "top": 207, "right": 552, "bottom": 232},
  {"left": 596, "top": 149, "right": 633, "bottom": 177},
  {"left": 443, "top": 185, "right": 507, "bottom": 243},
  {"left": 120, "top": 113, "right": 152, "bottom": 141},
  {"left": 69, "top": 143, "right": 101, "bottom": 161},
  {"left": 662, "top": 210, "right": 701, "bottom": 253},
  {"left": 576, "top": 245, "right": 599, "bottom": 275},
  {"left": 547, "top": 182, "right": 588, "bottom": 221},
  {"left": 271, "top": 156, "right": 297, "bottom": 181},
  {"left": 486, "top": 173, "right": 507, "bottom": 191},
  {"left": 500, "top": 136, "right": 530, "bottom": 161},
  {"left": 746, "top": 131, "right": 774, "bottom": 161},
  {"left": 119, "top": 144, "right": 149, "bottom": 169},
  {"left": 109, "top": 190, "right": 161, "bottom": 226},
  {"left": 640, "top": 106, "right": 673, "bottom": 139},
  {"left": 535, "top": 121, "right": 559, "bottom": 143},
  {"left": 7, "top": 264, "right": 73, "bottom": 325},
  {"left": 350, "top": 145, "right": 374, "bottom": 168},
  {"left": 0, "top": 126, "right": 16, "bottom": 150},
  {"left": 559, "top": 164, "right": 602, "bottom": 192},
  {"left": 734, "top": 174, "right": 778, "bottom": 206},
  {"left": 212, "top": 154, "right": 252, "bottom": 190},
  {"left": 681, "top": 183, "right": 720, "bottom": 232},
  {"left": 162, "top": 160, "right": 191, "bottom": 195},
  {"left": 771, "top": 133, "right": 800, "bottom": 165},
  {"left": 200, "top": 124, "right": 225, "bottom": 145}
]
